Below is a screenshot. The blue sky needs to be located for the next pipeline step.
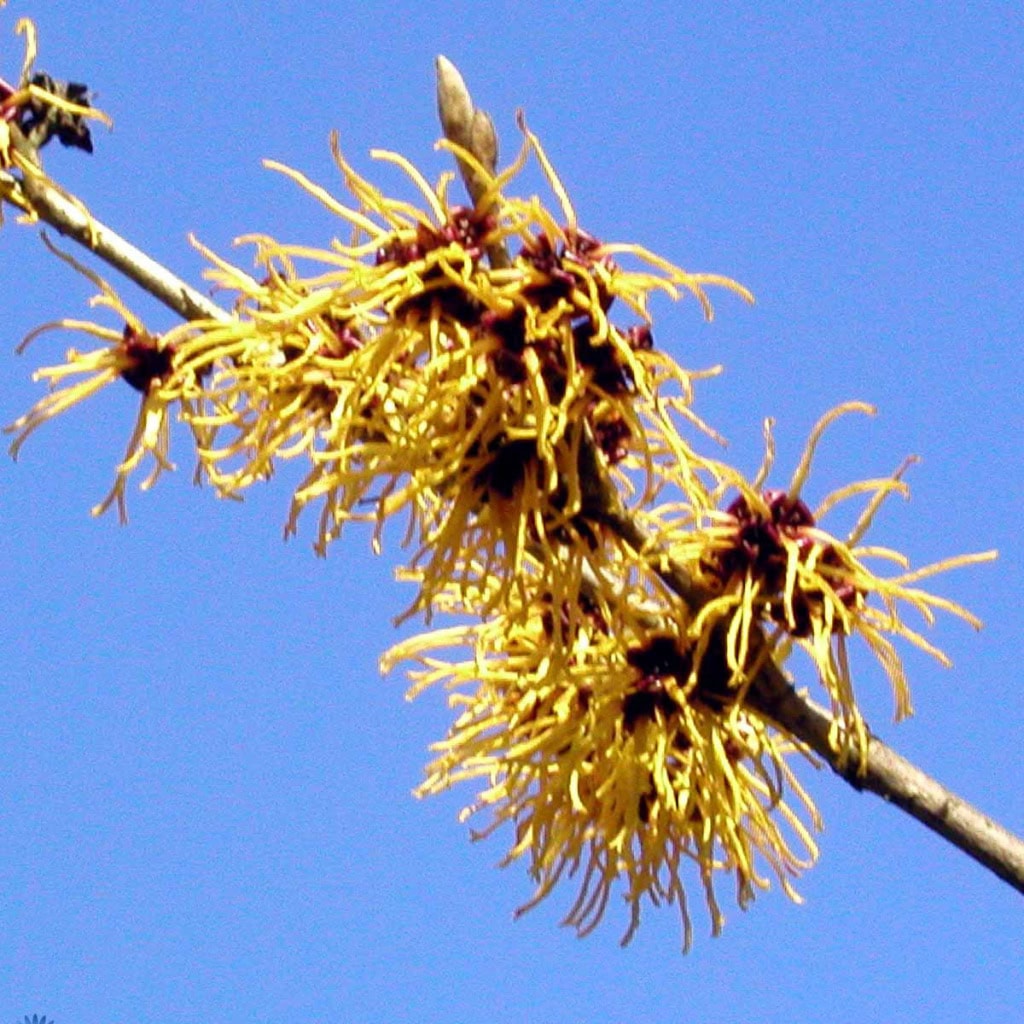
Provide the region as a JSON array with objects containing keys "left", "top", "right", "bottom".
[{"left": 1, "top": 2, "right": 1021, "bottom": 1022}]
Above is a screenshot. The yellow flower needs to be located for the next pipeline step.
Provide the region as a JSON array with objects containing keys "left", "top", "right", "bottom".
[
  {"left": 5, "top": 246, "right": 215, "bottom": 521},
  {"left": 385, "top": 550, "right": 820, "bottom": 949},
  {"left": 180, "top": 130, "right": 749, "bottom": 618},
  {"left": 11, "top": 112, "right": 748, "bottom": 606},
  {"left": 661, "top": 402, "right": 997, "bottom": 758},
  {"left": 5, "top": 53, "right": 998, "bottom": 951}
]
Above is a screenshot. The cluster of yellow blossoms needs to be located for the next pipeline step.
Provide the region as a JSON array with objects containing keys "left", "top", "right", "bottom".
[{"left": 3, "top": 20, "right": 993, "bottom": 949}]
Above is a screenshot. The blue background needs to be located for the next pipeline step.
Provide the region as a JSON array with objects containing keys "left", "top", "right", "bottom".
[{"left": 1, "top": 2, "right": 1021, "bottom": 1021}]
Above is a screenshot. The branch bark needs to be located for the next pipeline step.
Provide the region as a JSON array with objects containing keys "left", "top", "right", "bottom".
[
  {"left": 748, "top": 660, "right": 1024, "bottom": 893},
  {"left": 2, "top": 163, "right": 229, "bottom": 323}
]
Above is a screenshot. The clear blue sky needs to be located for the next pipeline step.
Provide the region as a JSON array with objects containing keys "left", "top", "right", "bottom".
[{"left": 2, "top": 2, "right": 1021, "bottom": 1021}]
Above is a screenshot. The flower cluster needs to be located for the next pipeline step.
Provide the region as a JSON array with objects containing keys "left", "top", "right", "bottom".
[
  {"left": 11, "top": 125, "right": 747, "bottom": 614},
  {"left": 5, "top": 68, "right": 994, "bottom": 947},
  {"left": 657, "top": 404, "right": 992, "bottom": 761},
  {"left": 385, "top": 546, "right": 821, "bottom": 949}
]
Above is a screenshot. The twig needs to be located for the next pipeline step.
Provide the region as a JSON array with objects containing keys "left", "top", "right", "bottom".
[
  {"left": 436, "top": 56, "right": 1024, "bottom": 896},
  {"left": 1, "top": 163, "right": 229, "bottom": 323},
  {"left": 749, "top": 661, "right": 1024, "bottom": 892}
]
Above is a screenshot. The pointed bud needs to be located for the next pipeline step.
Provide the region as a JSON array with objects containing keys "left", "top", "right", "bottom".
[{"left": 435, "top": 55, "right": 473, "bottom": 147}]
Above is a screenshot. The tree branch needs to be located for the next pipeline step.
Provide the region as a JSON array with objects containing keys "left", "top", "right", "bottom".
[
  {"left": 5, "top": 59, "right": 1021, "bottom": 901},
  {"left": 1, "top": 163, "right": 229, "bottom": 324},
  {"left": 748, "top": 660, "right": 1024, "bottom": 893}
]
